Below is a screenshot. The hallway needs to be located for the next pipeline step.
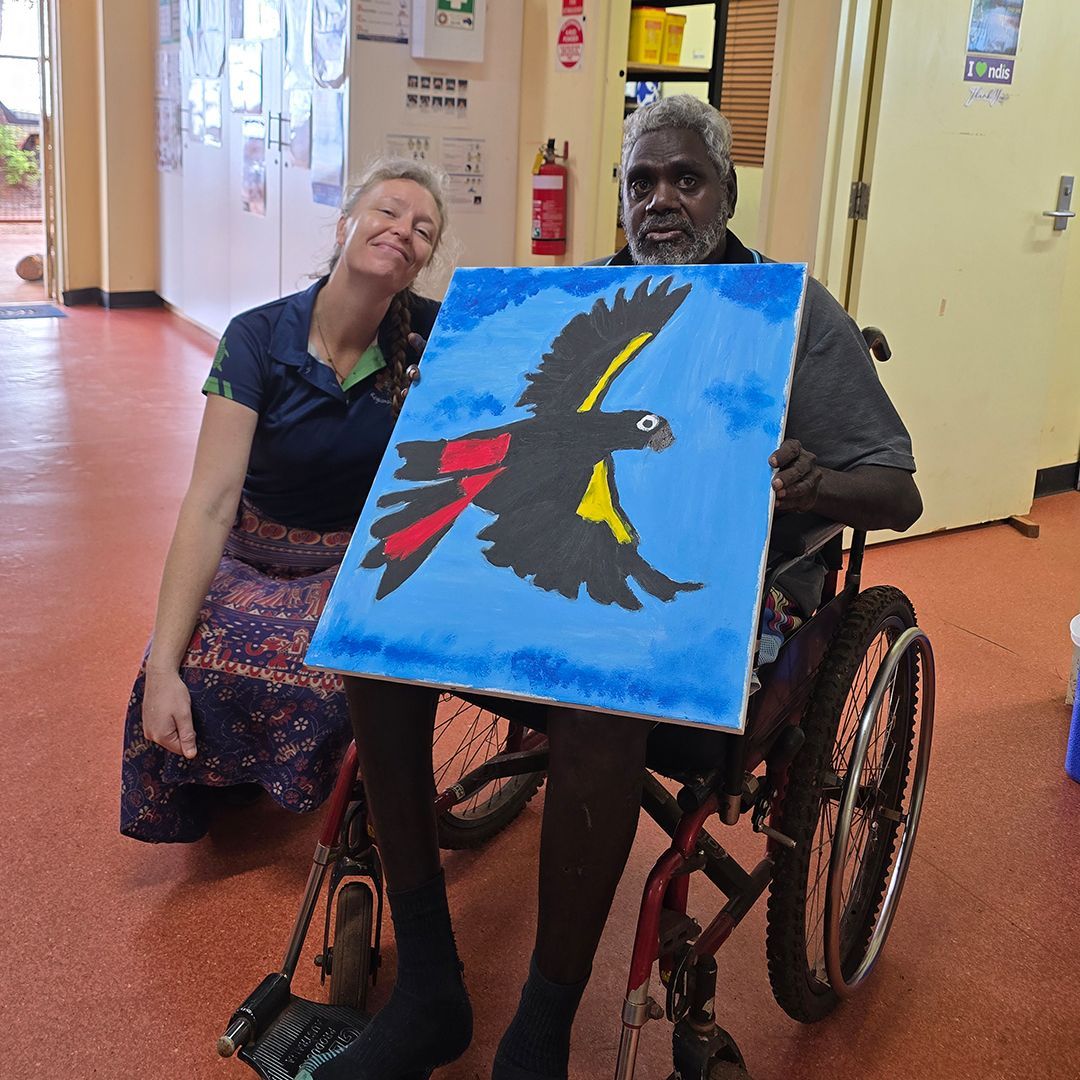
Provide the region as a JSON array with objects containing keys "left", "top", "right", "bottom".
[{"left": 2, "top": 306, "right": 1078, "bottom": 1080}]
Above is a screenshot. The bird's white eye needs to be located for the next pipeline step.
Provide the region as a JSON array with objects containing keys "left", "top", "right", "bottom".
[{"left": 637, "top": 414, "right": 660, "bottom": 433}]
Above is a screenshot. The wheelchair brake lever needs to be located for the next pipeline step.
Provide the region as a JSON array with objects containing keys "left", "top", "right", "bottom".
[
  {"left": 751, "top": 792, "right": 797, "bottom": 849},
  {"left": 753, "top": 818, "right": 796, "bottom": 850}
]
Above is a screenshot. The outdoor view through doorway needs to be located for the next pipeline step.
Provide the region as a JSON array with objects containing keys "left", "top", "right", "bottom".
[{"left": 0, "top": 0, "right": 45, "bottom": 303}]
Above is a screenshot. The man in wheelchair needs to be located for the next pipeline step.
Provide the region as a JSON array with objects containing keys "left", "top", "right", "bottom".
[{"left": 299, "top": 95, "right": 922, "bottom": 1080}]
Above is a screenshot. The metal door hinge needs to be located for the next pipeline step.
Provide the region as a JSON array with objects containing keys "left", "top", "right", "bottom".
[{"left": 848, "top": 181, "right": 871, "bottom": 221}]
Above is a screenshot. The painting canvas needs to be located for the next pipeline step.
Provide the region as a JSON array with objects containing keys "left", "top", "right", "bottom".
[{"left": 306, "top": 263, "right": 807, "bottom": 732}]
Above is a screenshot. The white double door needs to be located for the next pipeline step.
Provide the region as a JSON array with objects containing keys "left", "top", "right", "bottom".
[
  {"left": 167, "top": 25, "right": 343, "bottom": 336},
  {"left": 228, "top": 35, "right": 345, "bottom": 319}
]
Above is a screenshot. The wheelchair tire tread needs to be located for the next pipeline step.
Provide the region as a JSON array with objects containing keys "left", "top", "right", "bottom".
[
  {"left": 765, "top": 585, "right": 919, "bottom": 1024},
  {"left": 436, "top": 770, "right": 545, "bottom": 850}
]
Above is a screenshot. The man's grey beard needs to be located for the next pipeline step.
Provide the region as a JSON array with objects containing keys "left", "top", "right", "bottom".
[{"left": 626, "top": 209, "right": 729, "bottom": 266}]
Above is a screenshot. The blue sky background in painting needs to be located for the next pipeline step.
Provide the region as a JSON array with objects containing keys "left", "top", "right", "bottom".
[{"left": 306, "top": 264, "right": 807, "bottom": 731}]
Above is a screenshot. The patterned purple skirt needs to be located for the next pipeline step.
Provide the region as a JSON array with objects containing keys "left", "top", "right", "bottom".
[{"left": 120, "top": 502, "right": 353, "bottom": 843}]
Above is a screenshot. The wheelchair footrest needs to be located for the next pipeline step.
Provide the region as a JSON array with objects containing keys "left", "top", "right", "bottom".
[{"left": 238, "top": 996, "right": 369, "bottom": 1080}]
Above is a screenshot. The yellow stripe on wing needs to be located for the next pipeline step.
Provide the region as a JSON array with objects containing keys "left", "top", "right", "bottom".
[
  {"left": 576, "top": 459, "right": 633, "bottom": 544},
  {"left": 577, "top": 332, "right": 653, "bottom": 413}
]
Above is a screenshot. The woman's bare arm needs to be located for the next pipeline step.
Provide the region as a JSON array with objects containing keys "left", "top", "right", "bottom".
[{"left": 142, "top": 394, "right": 258, "bottom": 757}]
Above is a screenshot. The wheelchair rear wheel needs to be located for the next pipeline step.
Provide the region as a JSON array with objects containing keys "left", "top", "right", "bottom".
[
  {"left": 434, "top": 695, "right": 545, "bottom": 850},
  {"left": 766, "top": 586, "right": 920, "bottom": 1023}
]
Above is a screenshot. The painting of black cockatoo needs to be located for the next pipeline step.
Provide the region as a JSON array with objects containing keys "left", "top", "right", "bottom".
[
  {"left": 307, "top": 264, "right": 808, "bottom": 733},
  {"left": 361, "top": 276, "right": 701, "bottom": 610}
]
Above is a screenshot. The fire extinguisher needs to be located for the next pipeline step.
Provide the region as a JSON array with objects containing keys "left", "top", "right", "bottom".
[{"left": 531, "top": 139, "right": 569, "bottom": 256}]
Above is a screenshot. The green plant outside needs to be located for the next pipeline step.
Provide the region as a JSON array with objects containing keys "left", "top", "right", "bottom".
[{"left": 0, "top": 124, "right": 39, "bottom": 187}]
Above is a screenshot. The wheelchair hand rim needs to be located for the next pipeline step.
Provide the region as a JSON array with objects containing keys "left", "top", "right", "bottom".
[{"left": 823, "top": 626, "right": 935, "bottom": 997}]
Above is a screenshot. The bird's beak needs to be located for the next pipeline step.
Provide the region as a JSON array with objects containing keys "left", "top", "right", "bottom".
[{"left": 649, "top": 426, "right": 674, "bottom": 451}]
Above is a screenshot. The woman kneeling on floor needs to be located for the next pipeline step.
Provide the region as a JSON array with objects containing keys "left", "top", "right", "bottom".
[{"left": 119, "top": 158, "right": 446, "bottom": 843}]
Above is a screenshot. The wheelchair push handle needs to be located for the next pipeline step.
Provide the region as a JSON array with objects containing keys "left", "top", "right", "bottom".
[{"left": 861, "top": 326, "right": 891, "bottom": 362}]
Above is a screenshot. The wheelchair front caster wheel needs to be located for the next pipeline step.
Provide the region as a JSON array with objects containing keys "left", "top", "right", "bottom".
[
  {"left": 328, "top": 881, "right": 375, "bottom": 1012},
  {"left": 666, "top": 1063, "right": 752, "bottom": 1080},
  {"left": 707, "top": 1063, "right": 753, "bottom": 1080}
]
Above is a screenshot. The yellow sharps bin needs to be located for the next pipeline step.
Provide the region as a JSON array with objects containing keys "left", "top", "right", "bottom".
[{"left": 628, "top": 7, "right": 666, "bottom": 64}]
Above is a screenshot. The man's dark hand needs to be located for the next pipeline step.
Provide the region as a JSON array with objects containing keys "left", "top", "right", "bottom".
[
  {"left": 770, "top": 438, "right": 822, "bottom": 512},
  {"left": 407, "top": 332, "right": 428, "bottom": 357}
]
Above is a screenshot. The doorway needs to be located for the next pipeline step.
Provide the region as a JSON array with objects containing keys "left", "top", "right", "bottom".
[
  {"left": 819, "top": 0, "right": 1078, "bottom": 535},
  {"left": 0, "top": 0, "right": 51, "bottom": 303}
]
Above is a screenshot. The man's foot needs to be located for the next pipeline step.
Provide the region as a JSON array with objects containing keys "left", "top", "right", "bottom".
[
  {"left": 296, "top": 983, "right": 471, "bottom": 1079},
  {"left": 492, "top": 956, "right": 588, "bottom": 1080},
  {"left": 301, "top": 870, "right": 472, "bottom": 1079}
]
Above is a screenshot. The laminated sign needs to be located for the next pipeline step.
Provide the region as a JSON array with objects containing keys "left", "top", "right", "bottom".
[{"left": 557, "top": 17, "right": 584, "bottom": 71}]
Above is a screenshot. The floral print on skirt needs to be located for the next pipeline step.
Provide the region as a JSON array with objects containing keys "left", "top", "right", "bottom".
[{"left": 120, "top": 501, "right": 354, "bottom": 843}]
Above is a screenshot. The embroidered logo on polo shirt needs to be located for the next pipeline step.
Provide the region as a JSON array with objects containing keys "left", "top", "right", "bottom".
[{"left": 203, "top": 337, "right": 235, "bottom": 400}]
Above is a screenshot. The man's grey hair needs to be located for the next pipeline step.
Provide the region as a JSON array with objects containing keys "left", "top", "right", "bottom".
[{"left": 621, "top": 94, "right": 734, "bottom": 193}]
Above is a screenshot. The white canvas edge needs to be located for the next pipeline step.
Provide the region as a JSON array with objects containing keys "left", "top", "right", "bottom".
[{"left": 731, "top": 265, "right": 809, "bottom": 734}]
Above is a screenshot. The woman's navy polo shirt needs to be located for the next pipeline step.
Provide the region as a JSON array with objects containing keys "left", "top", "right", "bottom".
[{"left": 203, "top": 278, "right": 439, "bottom": 531}]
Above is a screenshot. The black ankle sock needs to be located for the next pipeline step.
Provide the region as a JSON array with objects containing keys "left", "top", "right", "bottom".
[
  {"left": 492, "top": 955, "right": 589, "bottom": 1080},
  {"left": 299, "top": 871, "right": 472, "bottom": 1080}
]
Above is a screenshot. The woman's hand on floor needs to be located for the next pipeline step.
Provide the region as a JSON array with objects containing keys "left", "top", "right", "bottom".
[{"left": 142, "top": 668, "right": 198, "bottom": 759}]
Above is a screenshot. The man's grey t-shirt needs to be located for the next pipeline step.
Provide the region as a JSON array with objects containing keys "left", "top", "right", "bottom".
[{"left": 597, "top": 232, "right": 916, "bottom": 612}]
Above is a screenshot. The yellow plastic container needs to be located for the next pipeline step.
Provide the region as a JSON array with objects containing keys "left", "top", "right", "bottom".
[
  {"left": 662, "top": 12, "right": 687, "bottom": 66},
  {"left": 628, "top": 7, "right": 666, "bottom": 64}
]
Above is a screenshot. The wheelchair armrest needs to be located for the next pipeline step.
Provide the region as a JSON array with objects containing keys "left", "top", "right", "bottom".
[{"left": 767, "top": 512, "right": 844, "bottom": 560}]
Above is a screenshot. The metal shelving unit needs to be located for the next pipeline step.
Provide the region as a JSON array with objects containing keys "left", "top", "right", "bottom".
[{"left": 625, "top": 1, "right": 729, "bottom": 110}]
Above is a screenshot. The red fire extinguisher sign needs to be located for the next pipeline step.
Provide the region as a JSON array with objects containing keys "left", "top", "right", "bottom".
[{"left": 532, "top": 139, "right": 568, "bottom": 257}]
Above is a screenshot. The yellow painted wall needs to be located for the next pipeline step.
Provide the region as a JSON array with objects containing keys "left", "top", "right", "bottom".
[
  {"left": 98, "top": 0, "right": 158, "bottom": 293},
  {"left": 52, "top": 0, "right": 157, "bottom": 297},
  {"left": 759, "top": 0, "right": 844, "bottom": 268},
  {"left": 53, "top": 0, "right": 102, "bottom": 293},
  {"left": 514, "top": 0, "right": 630, "bottom": 265}
]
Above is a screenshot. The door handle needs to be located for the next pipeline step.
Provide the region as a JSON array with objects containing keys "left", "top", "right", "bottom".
[{"left": 1045, "top": 175, "right": 1075, "bottom": 231}]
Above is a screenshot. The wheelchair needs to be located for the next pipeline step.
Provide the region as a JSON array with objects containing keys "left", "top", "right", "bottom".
[{"left": 218, "top": 330, "right": 936, "bottom": 1080}]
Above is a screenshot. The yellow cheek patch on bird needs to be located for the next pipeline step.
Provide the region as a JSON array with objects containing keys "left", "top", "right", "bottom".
[
  {"left": 577, "top": 332, "right": 653, "bottom": 413},
  {"left": 576, "top": 460, "right": 633, "bottom": 544}
]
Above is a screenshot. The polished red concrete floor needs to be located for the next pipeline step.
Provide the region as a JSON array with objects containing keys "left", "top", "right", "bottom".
[{"left": 3, "top": 306, "right": 1078, "bottom": 1080}]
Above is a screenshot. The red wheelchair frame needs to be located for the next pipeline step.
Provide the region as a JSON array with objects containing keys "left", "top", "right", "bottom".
[
  {"left": 219, "top": 315, "right": 934, "bottom": 1080},
  {"left": 218, "top": 515, "right": 935, "bottom": 1080}
]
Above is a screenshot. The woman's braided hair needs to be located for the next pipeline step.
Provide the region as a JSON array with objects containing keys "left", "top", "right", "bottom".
[
  {"left": 381, "top": 289, "right": 413, "bottom": 415},
  {"left": 326, "top": 157, "right": 449, "bottom": 416}
]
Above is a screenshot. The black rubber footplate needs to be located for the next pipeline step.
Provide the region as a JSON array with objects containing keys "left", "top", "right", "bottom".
[{"left": 238, "top": 997, "right": 370, "bottom": 1080}]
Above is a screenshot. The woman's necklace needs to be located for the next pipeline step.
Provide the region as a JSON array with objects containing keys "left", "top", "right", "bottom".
[{"left": 314, "top": 309, "right": 351, "bottom": 385}]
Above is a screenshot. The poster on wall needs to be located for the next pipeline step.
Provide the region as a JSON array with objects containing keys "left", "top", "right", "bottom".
[
  {"left": 386, "top": 133, "right": 434, "bottom": 162},
  {"left": 242, "top": 118, "right": 268, "bottom": 214},
  {"left": 156, "top": 97, "right": 182, "bottom": 171},
  {"left": 228, "top": 41, "right": 263, "bottom": 113},
  {"left": 444, "top": 137, "right": 485, "bottom": 208},
  {"left": 311, "top": 87, "right": 345, "bottom": 206},
  {"left": 187, "top": 77, "right": 206, "bottom": 143},
  {"left": 313, "top": 0, "right": 349, "bottom": 88},
  {"left": 287, "top": 88, "right": 313, "bottom": 167},
  {"left": 159, "top": 0, "right": 181, "bottom": 44},
  {"left": 356, "top": 0, "right": 410, "bottom": 44},
  {"left": 305, "top": 265, "right": 807, "bottom": 735},
  {"left": 283, "top": 0, "right": 313, "bottom": 88},
  {"left": 203, "top": 78, "right": 224, "bottom": 146},
  {"left": 195, "top": 0, "right": 228, "bottom": 77},
  {"left": 234, "top": 0, "right": 281, "bottom": 39},
  {"left": 964, "top": 0, "right": 1024, "bottom": 84}
]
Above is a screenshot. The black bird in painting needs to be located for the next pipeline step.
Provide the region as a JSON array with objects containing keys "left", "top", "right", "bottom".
[{"left": 361, "top": 275, "right": 704, "bottom": 610}]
